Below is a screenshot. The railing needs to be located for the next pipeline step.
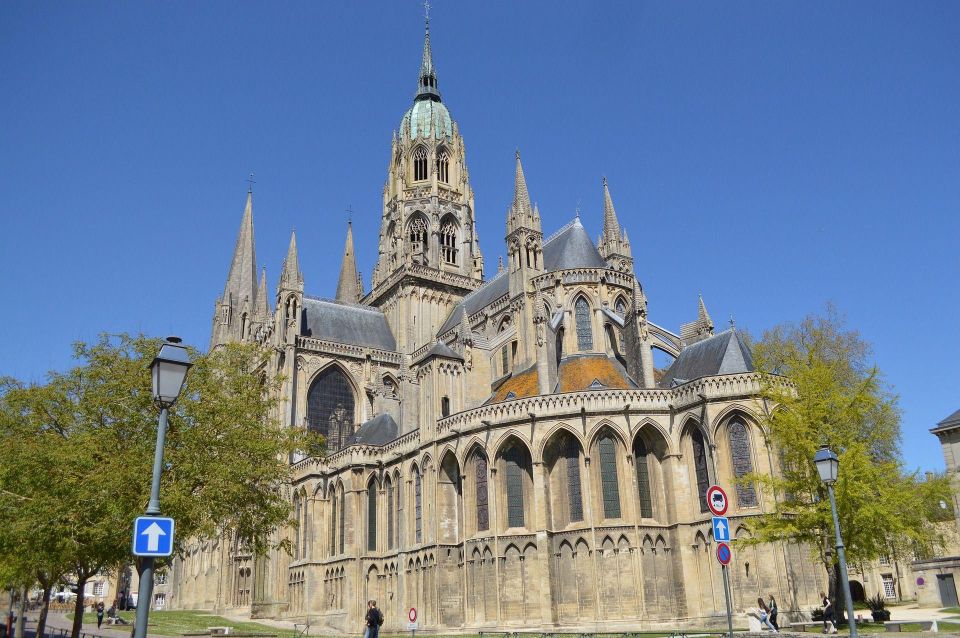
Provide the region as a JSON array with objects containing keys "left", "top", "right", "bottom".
[
  {"left": 436, "top": 373, "right": 764, "bottom": 434},
  {"left": 296, "top": 336, "right": 401, "bottom": 364},
  {"left": 532, "top": 268, "right": 635, "bottom": 290}
]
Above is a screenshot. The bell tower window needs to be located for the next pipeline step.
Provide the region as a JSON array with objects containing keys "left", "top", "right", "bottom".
[
  {"left": 408, "top": 216, "right": 428, "bottom": 255},
  {"left": 413, "top": 146, "right": 428, "bottom": 181},
  {"left": 436, "top": 148, "right": 449, "bottom": 183},
  {"left": 440, "top": 217, "right": 458, "bottom": 265}
]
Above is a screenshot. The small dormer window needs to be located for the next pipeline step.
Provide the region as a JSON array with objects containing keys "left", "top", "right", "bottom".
[{"left": 413, "top": 146, "right": 428, "bottom": 181}]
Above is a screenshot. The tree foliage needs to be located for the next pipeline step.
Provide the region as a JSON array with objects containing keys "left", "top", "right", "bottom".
[
  {"left": 0, "top": 335, "right": 314, "bottom": 636},
  {"left": 745, "top": 308, "right": 950, "bottom": 576}
]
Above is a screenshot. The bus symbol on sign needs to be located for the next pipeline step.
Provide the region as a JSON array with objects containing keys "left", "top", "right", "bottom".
[{"left": 706, "top": 485, "right": 728, "bottom": 516}]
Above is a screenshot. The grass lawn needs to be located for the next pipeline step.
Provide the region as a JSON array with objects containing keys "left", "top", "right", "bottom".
[{"left": 72, "top": 611, "right": 297, "bottom": 638}]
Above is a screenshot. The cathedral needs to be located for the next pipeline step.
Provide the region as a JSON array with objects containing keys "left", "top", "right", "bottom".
[{"left": 170, "top": 16, "right": 825, "bottom": 632}]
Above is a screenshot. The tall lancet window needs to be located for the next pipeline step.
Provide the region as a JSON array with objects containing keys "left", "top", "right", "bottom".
[
  {"left": 575, "top": 297, "right": 593, "bottom": 351},
  {"left": 691, "top": 427, "right": 711, "bottom": 513},
  {"left": 413, "top": 146, "right": 428, "bottom": 181},
  {"left": 367, "top": 480, "right": 378, "bottom": 552},
  {"left": 475, "top": 454, "right": 489, "bottom": 532},
  {"left": 729, "top": 418, "right": 758, "bottom": 507},
  {"left": 436, "top": 148, "right": 449, "bottom": 183},
  {"left": 440, "top": 218, "right": 458, "bottom": 265},
  {"left": 414, "top": 466, "right": 423, "bottom": 544},
  {"left": 615, "top": 298, "right": 627, "bottom": 349}
]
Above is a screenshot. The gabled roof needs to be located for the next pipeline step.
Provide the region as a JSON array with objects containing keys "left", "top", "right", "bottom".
[
  {"left": 557, "top": 354, "right": 637, "bottom": 393},
  {"left": 414, "top": 340, "right": 464, "bottom": 364},
  {"left": 659, "top": 328, "right": 754, "bottom": 388},
  {"left": 438, "top": 218, "right": 606, "bottom": 335},
  {"left": 347, "top": 413, "right": 399, "bottom": 447},
  {"left": 300, "top": 297, "right": 396, "bottom": 351}
]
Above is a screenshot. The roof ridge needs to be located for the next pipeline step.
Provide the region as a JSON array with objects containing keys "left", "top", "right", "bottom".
[
  {"left": 544, "top": 218, "right": 581, "bottom": 245},
  {"left": 304, "top": 295, "right": 386, "bottom": 315}
]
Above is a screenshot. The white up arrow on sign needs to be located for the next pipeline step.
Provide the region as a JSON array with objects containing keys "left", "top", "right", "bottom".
[
  {"left": 141, "top": 521, "right": 167, "bottom": 552},
  {"left": 715, "top": 518, "right": 727, "bottom": 537}
]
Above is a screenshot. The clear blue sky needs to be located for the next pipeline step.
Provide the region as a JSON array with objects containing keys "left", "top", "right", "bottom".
[{"left": 1, "top": 2, "right": 957, "bottom": 472}]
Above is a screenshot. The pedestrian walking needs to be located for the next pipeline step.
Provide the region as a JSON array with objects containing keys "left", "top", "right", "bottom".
[
  {"left": 96, "top": 602, "right": 105, "bottom": 628},
  {"left": 757, "top": 597, "right": 778, "bottom": 633},
  {"left": 768, "top": 594, "right": 779, "bottom": 631},
  {"left": 821, "top": 592, "right": 837, "bottom": 634},
  {"left": 363, "top": 600, "right": 383, "bottom": 638}
]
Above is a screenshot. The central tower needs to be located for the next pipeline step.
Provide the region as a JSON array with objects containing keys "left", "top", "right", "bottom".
[{"left": 368, "top": 16, "right": 484, "bottom": 354}]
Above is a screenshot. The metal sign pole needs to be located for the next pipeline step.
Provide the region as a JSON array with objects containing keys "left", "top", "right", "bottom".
[{"left": 721, "top": 564, "right": 734, "bottom": 638}]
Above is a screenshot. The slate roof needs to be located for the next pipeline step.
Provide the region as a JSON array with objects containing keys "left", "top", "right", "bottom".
[
  {"left": 932, "top": 408, "right": 960, "bottom": 434},
  {"left": 658, "top": 328, "right": 754, "bottom": 388},
  {"left": 346, "top": 413, "right": 399, "bottom": 447},
  {"left": 438, "top": 219, "right": 606, "bottom": 335},
  {"left": 414, "top": 340, "right": 464, "bottom": 364},
  {"left": 300, "top": 297, "right": 397, "bottom": 351}
]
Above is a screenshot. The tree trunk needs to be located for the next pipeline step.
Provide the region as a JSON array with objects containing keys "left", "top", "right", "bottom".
[
  {"left": 36, "top": 586, "right": 52, "bottom": 638},
  {"left": 70, "top": 577, "right": 87, "bottom": 638},
  {"left": 14, "top": 587, "right": 26, "bottom": 638}
]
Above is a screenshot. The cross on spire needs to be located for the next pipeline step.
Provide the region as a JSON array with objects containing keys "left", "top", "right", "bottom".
[
  {"left": 247, "top": 171, "right": 256, "bottom": 193},
  {"left": 346, "top": 204, "right": 354, "bottom": 224}
]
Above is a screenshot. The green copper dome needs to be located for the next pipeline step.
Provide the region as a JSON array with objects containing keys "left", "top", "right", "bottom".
[{"left": 401, "top": 99, "right": 453, "bottom": 140}]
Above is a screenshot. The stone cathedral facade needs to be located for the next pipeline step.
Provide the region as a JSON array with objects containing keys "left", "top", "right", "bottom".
[{"left": 170, "top": 17, "right": 825, "bottom": 632}]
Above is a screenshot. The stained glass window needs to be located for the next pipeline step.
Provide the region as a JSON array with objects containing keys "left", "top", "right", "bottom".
[
  {"left": 504, "top": 445, "right": 526, "bottom": 528},
  {"left": 367, "top": 481, "right": 377, "bottom": 552},
  {"left": 692, "top": 428, "right": 710, "bottom": 513},
  {"left": 476, "top": 455, "right": 489, "bottom": 532},
  {"left": 615, "top": 298, "right": 627, "bottom": 349},
  {"left": 598, "top": 435, "right": 621, "bottom": 518},
  {"left": 306, "top": 367, "right": 355, "bottom": 453},
  {"left": 565, "top": 437, "right": 584, "bottom": 523},
  {"left": 414, "top": 467, "right": 423, "bottom": 543},
  {"left": 635, "top": 439, "right": 653, "bottom": 518},
  {"left": 729, "top": 419, "right": 758, "bottom": 507},
  {"left": 575, "top": 297, "right": 593, "bottom": 351}
]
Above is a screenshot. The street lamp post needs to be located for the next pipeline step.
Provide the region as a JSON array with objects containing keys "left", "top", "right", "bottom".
[
  {"left": 134, "top": 337, "right": 192, "bottom": 638},
  {"left": 814, "top": 445, "right": 858, "bottom": 638}
]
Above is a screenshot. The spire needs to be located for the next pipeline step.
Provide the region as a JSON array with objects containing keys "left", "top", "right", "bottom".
[
  {"left": 497, "top": 255, "right": 504, "bottom": 274},
  {"left": 336, "top": 222, "right": 361, "bottom": 303},
  {"left": 602, "top": 176, "right": 621, "bottom": 240},
  {"left": 512, "top": 151, "right": 532, "bottom": 215},
  {"left": 459, "top": 306, "right": 473, "bottom": 346},
  {"left": 698, "top": 294, "right": 712, "bottom": 325},
  {"left": 415, "top": 5, "right": 441, "bottom": 102},
  {"left": 257, "top": 266, "right": 270, "bottom": 318},
  {"left": 222, "top": 191, "right": 258, "bottom": 306},
  {"left": 279, "top": 230, "right": 303, "bottom": 291}
]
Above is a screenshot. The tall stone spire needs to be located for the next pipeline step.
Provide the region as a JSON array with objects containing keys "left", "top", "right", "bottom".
[
  {"left": 336, "top": 222, "right": 361, "bottom": 303},
  {"left": 506, "top": 151, "right": 540, "bottom": 235},
  {"left": 210, "top": 190, "right": 261, "bottom": 349},
  {"left": 597, "top": 177, "right": 632, "bottom": 271},
  {"left": 222, "top": 191, "right": 258, "bottom": 306},
  {"left": 279, "top": 230, "right": 303, "bottom": 292},
  {"left": 601, "top": 176, "right": 621, "bottom": 240},
  {"left": 257, "top": 266, "right": 270, "bottom": 319},
  {"left": 415, "top": 9, "right": 440, "bottom": 102}
]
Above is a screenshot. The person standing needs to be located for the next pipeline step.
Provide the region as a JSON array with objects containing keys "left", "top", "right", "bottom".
[
  {"left": 757, "top": 597, "right": 778, "bottom": 633},
  {"left": 821, "top": 592, "right": 836, "bottom": 634},
  {"left": 768, "top": 594, "right": 779, "bottom": 631},
  {"left": 363, "top": 600, "right": 383, "bottom": 638},
  {"left": 96, "top": 602, "right": 105, "bottom": 629}
]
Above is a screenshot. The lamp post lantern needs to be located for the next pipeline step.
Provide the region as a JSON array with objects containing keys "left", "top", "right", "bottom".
[
  {"left": 134, "top": 337, "right": 191, "bottom": 638},
  {"left": 814, "top": 445, "right": 858, "bottom": 638}
]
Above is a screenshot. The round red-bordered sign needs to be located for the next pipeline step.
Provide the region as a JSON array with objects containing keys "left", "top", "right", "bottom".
[
  {"left": 716, "top": 541, "right": 732, "bottom": 566},
  {"left": 408, "top": 607, "right": 418, "bottom": 623},
  {"left": 706, "top": 485, "right": 728, "bottom": 516}
]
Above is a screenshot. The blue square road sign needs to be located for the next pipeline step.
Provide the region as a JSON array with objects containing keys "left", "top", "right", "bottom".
[
  {"left": 712, "top": 516, "right": 730, "bottom": 542},
  {"left": 132, "top": 516, "right": 175, "bottom": 557}
]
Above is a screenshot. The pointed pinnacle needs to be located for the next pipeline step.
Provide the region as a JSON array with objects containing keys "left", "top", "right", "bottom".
[
  {"left": 223, "top": 190, "right": 258, "bottom": 304},
  {"left": 336, "top": 221, "right": 360, "bottom": 303},
  {"left": 602, "top": 176, "right": 621, "bottom": 240},
  {"left": 698, "top": 294, "right": 712, "bottom": 324},
  {"left": 512, "top": 151, "right": 531, "bottom": 214},
  {"left": 280, "top": 229, "right": 302, "bottom": 288}
]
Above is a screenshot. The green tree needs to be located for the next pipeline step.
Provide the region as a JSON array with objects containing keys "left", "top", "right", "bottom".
[
  {"left": 744, "top": 308, "right": 950, "bottom": 619},
  {"left": 0, "top": 335, "right": 315, "bottom": 638}
]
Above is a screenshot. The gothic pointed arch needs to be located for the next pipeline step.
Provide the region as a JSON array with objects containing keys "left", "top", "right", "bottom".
[
  {"left": 306, "top": 363, "right": 357, "bottom": 454},
  {"left": 542, "top": 427, "right": 585, "bottom": 527},
  {"left": 466, "top": 444, "right": 490, "bottom": 533},
  {"left": 681, "top": 417, "right": 712, "bottom": 514},
  {"left": 574, "top": 294, "right": 593, "bottom": 351},
  {"left": 366, "top": 475, "right": 379, "bottom": 552},
  {"left": 412, "top": 144, "right": 428, "bottom": 181},
  {"left": 726, "top": 414, "right": 759, "bottom": 507},
  {"left": 439, "top": 213, "right": 459, "bottom": 265},
  {"left": 591, "top": 425, "right": 624, "bottom": 520},
  {"left": 438, "top": 450, "right": 462, "bottom": 543},
  {"left": 495, "top": 435, "right": 533, "bottom": 530},
  {"left": 436, "top": 145, "right": 450, "bottom": 183}
]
